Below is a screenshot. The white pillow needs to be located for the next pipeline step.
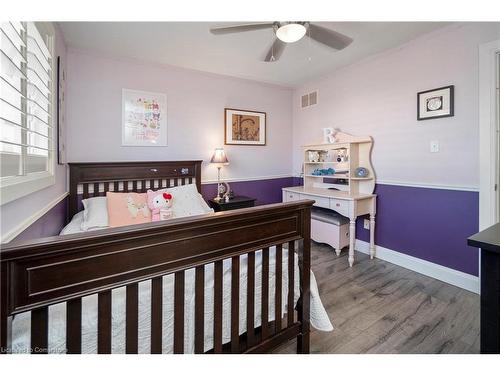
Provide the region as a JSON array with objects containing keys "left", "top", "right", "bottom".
[
  {"left": 154, "top": 183, "right": 213, "bottom": 219},
  {"left": 81, "top": 196, "right": 109, "bottom": 231},
  {"left": 60, "top": 211, "right": 85, "bottom": 235}
]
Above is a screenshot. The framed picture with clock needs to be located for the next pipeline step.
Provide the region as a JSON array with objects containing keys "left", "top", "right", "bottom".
[{"left": 417, "top": 85, "right": 454, "bottom": 121}]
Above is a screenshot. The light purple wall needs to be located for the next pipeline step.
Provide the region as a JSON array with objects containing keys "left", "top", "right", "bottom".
[
  {"left": 1, "top": 23, "right": 68, "bottom": 241},
  {"left": 292, "top": 23, "right": 500, "bottom": 188},
  {"left": 65, "top": 48, "right": 293, "bottom": 184},
  {"left": 12, "top": 198, "right": 68, "bottom": 242}
]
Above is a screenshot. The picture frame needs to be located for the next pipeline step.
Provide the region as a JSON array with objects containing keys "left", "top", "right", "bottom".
[
  {"left": 122, "top": 89, "right": 167, "bottom": 146},
  {"left": 417, "top": 85, "right": 454, "bottom": 121},
  {"left": 56, "top": 56, "right": 66, "bottom": 164},
  {"left": 224, "top": 108, "right": 266, "bottom": 146}
]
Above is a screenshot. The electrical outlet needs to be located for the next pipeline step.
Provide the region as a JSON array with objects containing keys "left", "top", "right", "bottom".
[
  {"left": 363, "top": 219, "right": 370, "bottom": 230},
  {"left": 430, "top": 140, "right": 439, "bottom": 153}
]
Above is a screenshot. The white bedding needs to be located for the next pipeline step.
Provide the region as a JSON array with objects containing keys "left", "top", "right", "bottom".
[{"left": 12, "top": 212, "right": 334, "bottom": 353}]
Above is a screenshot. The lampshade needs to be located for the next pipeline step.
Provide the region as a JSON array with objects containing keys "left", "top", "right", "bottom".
[
  {"left": 276, "top": 23, "right": 307, "bottom": 43},
  {"left": 210, "top": 148, "right": 229, "bottom": 164}
]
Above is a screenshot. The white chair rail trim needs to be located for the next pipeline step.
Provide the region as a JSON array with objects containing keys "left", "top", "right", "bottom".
[{"left": 1, "top": 192, "right": 68, "bottom": 243}]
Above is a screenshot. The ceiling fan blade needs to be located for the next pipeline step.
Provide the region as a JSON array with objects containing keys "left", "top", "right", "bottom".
[
  {"left": 307, "top": 24, "right": 353, "bottom": 50},
  {"left": 210, "top": 23, "right": 275, "bottom": 35},
  {"left": 264, "top": 38, "right": 286, "bottom": 62}
]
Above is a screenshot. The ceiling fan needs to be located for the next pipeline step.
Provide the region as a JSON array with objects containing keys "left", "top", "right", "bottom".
[{"left": 209, "top": 22, "right": 353, "bottom": 62}]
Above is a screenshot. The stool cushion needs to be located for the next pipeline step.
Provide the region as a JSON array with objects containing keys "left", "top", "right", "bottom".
[{"left": 311, "top": 206, "right": 349, "bottom": 225}]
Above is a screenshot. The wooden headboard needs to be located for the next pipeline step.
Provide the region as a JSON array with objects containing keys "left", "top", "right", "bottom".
[{"left": 68, "top": 161, "right": 202, "bottom": 217}]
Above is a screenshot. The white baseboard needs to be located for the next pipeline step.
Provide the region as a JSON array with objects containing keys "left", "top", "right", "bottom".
[
  {"left": 355, "top": 239, "right": 480, "bottom": 294},
  {"left": 1, "top": 192, "right": 68, "bottom": 243}
]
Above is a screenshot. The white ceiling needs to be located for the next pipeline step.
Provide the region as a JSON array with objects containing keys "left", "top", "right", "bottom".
[{"left": 58, "top": 22, "right": 450, "bottom": 87}]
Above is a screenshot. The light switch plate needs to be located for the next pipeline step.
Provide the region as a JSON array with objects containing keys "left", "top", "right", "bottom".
[{"left": 430, "top": 140, "right": 439, "bottom": 153}]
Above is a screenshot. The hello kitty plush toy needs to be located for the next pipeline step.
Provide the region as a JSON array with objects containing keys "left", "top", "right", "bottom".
[{"left": 147, "top": 190, "right": 173, "bottom": 221}]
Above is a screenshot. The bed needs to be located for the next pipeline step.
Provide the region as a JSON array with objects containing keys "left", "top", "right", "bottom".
[{"left": 0, "top": 161, "right": 331, "bottom": 354}]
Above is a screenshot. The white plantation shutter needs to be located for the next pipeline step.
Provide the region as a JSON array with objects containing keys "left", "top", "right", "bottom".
[{"left": 0, "top": 22, "right": 54, "bottom": 204}]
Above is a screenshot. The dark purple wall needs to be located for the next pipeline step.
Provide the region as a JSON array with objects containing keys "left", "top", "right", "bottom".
[
  {"left": 201, "top": 177, "right": 295, "bottom": 206},
  {"left": 12, "top": 197, "right": 68, "bottom": 242},
  {"left": 356, "top": 184, "right": 479, "bottom": 276},
  {"left": 293, "top": 178, "right": 479, "bottom": 276}
]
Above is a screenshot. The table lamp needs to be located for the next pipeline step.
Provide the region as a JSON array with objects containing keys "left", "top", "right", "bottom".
[{"left": 210, "top": 148, "right": 229, "bottom": 201}]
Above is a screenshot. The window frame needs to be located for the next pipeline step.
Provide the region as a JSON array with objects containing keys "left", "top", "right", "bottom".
[{"left": 0, "top": 22, "right": 56, "bottom": 205}]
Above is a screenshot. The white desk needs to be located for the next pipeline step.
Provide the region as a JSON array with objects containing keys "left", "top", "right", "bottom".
[{"left": 282, "top": 186, "right": 377, "bottom": 266}]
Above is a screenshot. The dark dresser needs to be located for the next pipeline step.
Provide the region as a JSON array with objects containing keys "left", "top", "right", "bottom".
[
  {"left": 208, "top": 196, "right": 256, "bottom": 212},
  {"left": 468, "top": 223, "right": 500, "bottom": 354}
]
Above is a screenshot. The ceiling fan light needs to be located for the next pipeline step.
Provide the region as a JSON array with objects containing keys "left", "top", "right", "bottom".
[{"left": 276, "top": 23, "right": 306, "bottom": 43}]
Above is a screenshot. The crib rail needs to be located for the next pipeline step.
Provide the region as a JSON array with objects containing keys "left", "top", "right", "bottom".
[{"left": 0, "top": 200, "right": 312, "bottom": 354}]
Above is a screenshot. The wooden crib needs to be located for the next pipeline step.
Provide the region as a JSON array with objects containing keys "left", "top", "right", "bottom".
[{"left": 0, "top": 161, "right": 313, "bottom": 354}]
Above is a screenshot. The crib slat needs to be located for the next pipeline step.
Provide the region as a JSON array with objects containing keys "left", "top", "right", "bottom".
[
  {"left": 288, "top": 241, "right": 295, "bottom": 327},
  {"left": 114, "top": 181, "right": 119, "bottom": 192},
  {"left": 124, "top": 181, "right": 129, "bottom": 193},
  {"left": 141, "top": 180, "right": 147, "bottom": 192},
  {"left": 132, "top": 180, "right": 137, "bottom": 192},
  {"left": 261, "top": 247, "right": 270, "bottom": 340},
  {"left": 275, "top": 244, "right": 283, "bottom": 332},
  {"left": 97, "top": 291, "right": 112, "bottom": 354},
  {"left": 188, "top": 177, "right": 193, "bottom": 185},
  {"left": 194, "top": 265, "right": 205, "bottom": 354},
  {"left": 104, "top": 182, "right": 111, "bottom": 195},
  {"left": 31, "top": 307, "right": 48, "bottom": 354},
  {"left": 174, "top": 271, "right": 185, "bottom": 354},
  {"left": 93, "top": 183, "right": 100, "bottom": 197},
  {"left": 214, "top": 260, "right": 223, "bottom": 353},
  {"left": 66, "top": 298, "right": 82, "bottom": 354},
  {"left": 151, "top": 277, "right": 163, "bottom": 354},
  {"left": 247, "top": 251, "right": 255, "bottom": 348},
  {"left": 126, "top": 284, "right": 139, "bottom": 354},
  {"left": 173, "top": 178, "right": 179, "bottom": 187},
  {"left": 150, "top": 179, "right": 155, "bottom": 190},
  {"left": 83, "top": 183, "right": 89, "bottom": 199},
  {"left": 230, "top": 256, "right": 240, "bottom": 352},
  {"left": 181, "top": 178, "right": 186, "bottom": 185}
]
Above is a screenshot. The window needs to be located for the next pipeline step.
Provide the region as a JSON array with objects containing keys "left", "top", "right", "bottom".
[{"left": 0, "top": 22, "right": 55, "bottom": 204}]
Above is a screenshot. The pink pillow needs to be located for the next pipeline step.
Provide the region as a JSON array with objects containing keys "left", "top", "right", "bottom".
[{"left": 106, "top": 192, "right": 151, "bottom": 228}]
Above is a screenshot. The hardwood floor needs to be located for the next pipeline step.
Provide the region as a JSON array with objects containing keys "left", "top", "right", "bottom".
[{"left": 274, "top": 241, "right": 480, "bottom": 354}]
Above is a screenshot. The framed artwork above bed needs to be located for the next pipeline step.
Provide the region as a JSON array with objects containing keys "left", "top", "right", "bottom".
[
  {"left": 122, "top": 89, "right": 167, "bottom": 146},
  {"left": 224, "top": 108, "right": 266, "bottom": 146}
]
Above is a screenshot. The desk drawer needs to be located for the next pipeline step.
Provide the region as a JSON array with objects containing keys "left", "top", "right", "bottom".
[
  {"left": 300, "top": 193, "right": 330, "bottom": 209},
  {"left": 283, "top": 191, "right": 300, "bottom": 202},
  {"left": 330, "top": 198, "right": 350, "bottom": 217}
]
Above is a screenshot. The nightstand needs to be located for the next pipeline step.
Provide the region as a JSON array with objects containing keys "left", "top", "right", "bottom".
[{"left": 208, "top": 196, "right": 256, "bottom": 212}]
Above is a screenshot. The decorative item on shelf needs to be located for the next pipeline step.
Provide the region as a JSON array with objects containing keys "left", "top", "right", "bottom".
[
  {"left": 417, "top": 85, "right": 454, "bottom": 120},
  {"left": 312, "top": 167, "right": 336, "bottom": 176},
  {"left": 354, "top": 167, "right": 369, "bottom": 178},
  {"left": 308, "top": 150, "right": 320, "bottom": 162},
  {"left": 322, "top": 127, "right": 337, "bottom": 144},
  {"left": 224, "top": 108, "right": 266, "bottom": 145},
  {"left": 307, "top": 149, "right": 328, "bottom": 162},
  {"left": 336, "top": 148, "right": 349, "bottom": 162},
  {"left": 218, "top": 181, "right": 231, "bottom": 200},
  {"left": 210, "top": 148, "right": 229, "bottom": 202}
]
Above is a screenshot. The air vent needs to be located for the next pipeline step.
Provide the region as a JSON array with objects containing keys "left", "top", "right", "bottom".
[{"left": 301, "top": 90, "right": 318, "bottom": 108}]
